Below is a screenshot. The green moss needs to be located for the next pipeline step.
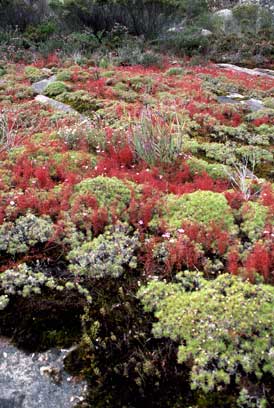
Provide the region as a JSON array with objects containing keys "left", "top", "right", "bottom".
[
  {"left": 56, "top": 90, "right": 102, "bottom": 113},
  {"left": 263, "top": 97, "right": 274, "bottom": 109},
  {"left": 56, "top": 69, "right": 72, "bottom": 81},
  {"left": 236, "top": 145, "right": 273, "bottom": 165},
  {"left": 129, "top": 75, "right": 154, "bottom": 91},
  {"left": 101, "top": 70, "right": 115, "bottom": 78},
  {"left": 44, "top": 81, "right": 70, "bottom": 97},
  {"left": 151, "top": 191, "right": 235, "bottom": 231},
  {"left": 138, "top": 273, "right": 274, "bottom": 397},
  {"left": 73, "top": 176, "right": 133, "bottom": 212},
  {"left": 114, "top": 88, "right": 139, "bottom": 103},
  {"left": 186, "top": 157, "right": 228, "bottom": 179},
  {"left": 53, "top": 151, "right": 97, "bottom": 171},
  {"left": 210, "top": 124, "right": 249, "bottom": 144},
  {"left": 25, "top": 66, "right": 45, "bottom": 83},
  {"left": 15, "top": 85, "right": 34, "bottom": 100},
  {"left": 165, "top": 67, "right": 184, "bottom": 76},
  {"left": 246, "top": 108, "right": 274, "bottom": 122},
  {"left": 240, "top": 201, "right": 268, "bottom": 241},
  {"left": 8, "top": 146, "right": 26, "bottom": 162}
]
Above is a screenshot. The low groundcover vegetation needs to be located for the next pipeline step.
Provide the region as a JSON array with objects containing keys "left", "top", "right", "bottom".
[{"left": 0, "top": 10, "right": 274, "bottom": 405}]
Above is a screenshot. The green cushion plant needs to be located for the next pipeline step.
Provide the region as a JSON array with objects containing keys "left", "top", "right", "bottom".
[
  {"left": 138, "top": 272, "right": 274, "bottom": 400},
  {"left": 150, "top": 191, "right": 236, "bottom": 232}
]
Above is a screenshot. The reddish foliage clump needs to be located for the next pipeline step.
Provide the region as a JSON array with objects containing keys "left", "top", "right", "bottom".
[
  {"left": 165, "top": 236, "right": 202, "bottom": 273},
  {"left": 182, "top": 221, "right": 230, "bottom": 256},
  {"left": 225, "top": 190, "right": 245, "bottom": 210},
  {"left": 227, "top": 247, "right": 240, "bottom": 276},
  {"left": 244, "top": 242, "right": 274, "bottom": 282}
]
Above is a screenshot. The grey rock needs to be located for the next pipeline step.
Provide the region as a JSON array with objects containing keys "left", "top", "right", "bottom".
[
  {"left": 32, "top": 75, "right": 56, "bottom": 94},
  {"left": 35, "top": 95, "right": 77, "bottom": 114},
  {"left": 226, "top": 93, "right": 245, "bottom": 99},
  {"left": 213, "top": 9, "right": 236, "bottom": 33},
  {"left": 201, "top": 29, "right": 213, "bottom": 37},
  {"left": 34, "top": 95, "right": 92, "bottom": 124},
  {"left": 214, "top": 9, "right": 233, "bottom": 20},
  {"left": 217, "top": 95, "right": 240, "bottom": 104},
  {"left": 218, "top": 63, "right": 274, "bottom": 78},
  {"left": 0, "top": 336, "right": 87, "bottom": 408},
  {"left": 245, "top": 98, "right": 265, "bottom": 111},
  {"left": 217, "top": 95, "right": 265, "bottom": 111}
]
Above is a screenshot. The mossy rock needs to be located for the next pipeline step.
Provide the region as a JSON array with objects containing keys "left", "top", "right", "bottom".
[
  {"left": 56, "top": 90, "right": 102, "bottom": 113},
  {"left": 240, "top": 201, "right": 268, "bottom": 242},
  {"left": 151, "top": 191, "right": 235, "bottom": 232},
  {"left": 44, "top": 81, "right": 70, "bottom": 97},
  {"left": 73, "top": 176, "right": 134, "bottom": 213}
]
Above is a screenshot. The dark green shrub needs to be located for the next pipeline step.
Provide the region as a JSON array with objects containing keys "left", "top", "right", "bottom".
[
  {"left": 163, "top": 27, "right": 210, "bottom": 56},
  {"left": 24, "top": 21, "right": 57, "bottom": 43}
]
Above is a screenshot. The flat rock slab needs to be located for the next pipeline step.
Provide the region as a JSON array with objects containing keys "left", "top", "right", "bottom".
[
  {"left": 0, "top": 337, "right": 86, "bottom": 408},
  {"left": 217, "top": 95, "right": 265, "bottom": 111},
  {"left": 245, "top": 98, "right": 265, "bottom": 111},
  {"left": 34, "top": 95, "right": 91, "bottom": 124},
  {"left": 35, "top": 94, "right": 77, "bottom": 114},
  {"left": 218, "top": 63, "right": 274, "bottom": 79},
  {"left": 32, "top": 75, "right": 56, "bottom": 94}
]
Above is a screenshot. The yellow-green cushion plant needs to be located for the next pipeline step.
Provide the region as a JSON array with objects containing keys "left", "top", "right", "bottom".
[
  {"left": 44, "top": 81, "right": 70, "bottom": 97},
  {"left": 150, "top": 191, "right": 236, "bottom": 232},
  {"left": 138, "top": 272, "right": 274, "bottom": 400},
  {"left": 240, "top": 201, "right": 268, "bottom": 242}
]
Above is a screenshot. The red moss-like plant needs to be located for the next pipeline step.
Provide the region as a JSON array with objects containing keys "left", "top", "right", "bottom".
[
  {"left": 227, "top": 247, "right": 240, "bottom": 276},
  {"left": 165, "top": 236, "right": 202, "bottom": 273},
  {"left": 244, "top": 242, "right": 273, "bottom": 282}
]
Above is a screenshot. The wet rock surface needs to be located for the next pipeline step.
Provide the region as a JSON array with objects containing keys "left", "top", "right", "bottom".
[{"left": 0, "top": 336, "right": 87, "bottom": 408}]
